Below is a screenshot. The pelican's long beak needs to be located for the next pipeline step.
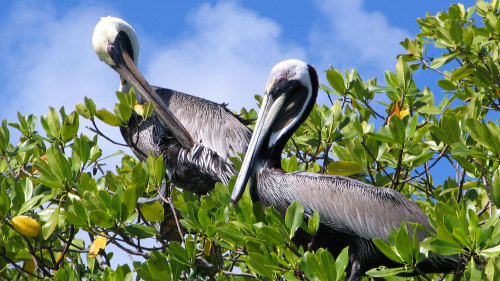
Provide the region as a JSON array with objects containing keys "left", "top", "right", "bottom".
[
  {"left": 230, "top": 81, "right": 297, "bottom": 206},
  {"left": 110, "top": 35, "right": 194, "bottom": 149}
]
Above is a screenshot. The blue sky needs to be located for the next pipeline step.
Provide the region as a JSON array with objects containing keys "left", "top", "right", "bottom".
[{"left": 0, "top": 0, "right": 465, "bottom": 161}]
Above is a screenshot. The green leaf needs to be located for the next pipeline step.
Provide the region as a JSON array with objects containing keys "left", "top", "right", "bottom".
[
  {"left": 429, "top": 55, "right": 453, "bottom": 69},
  {"left": 75, "top": 103, "right": 91, "bottom": 119},
  {"left": 320, "top": 250, "right": 337, "bottom": 281},
  {"left": 372, "top": 238, "right": 404, "bottom": 264},
  {"left": 491, "top": 169, "right": 500, "bottom": 208},
  {"left": 95, "top": 109, "right": 122, "bottom": 126},
  {"left": 122, "top": 186, "right": 138, "bottom": 219},
  {"left": 335, "top": 247, "right": 350, "bottom": 280},
  {"left": 46, "top": 107, "right": 62, "bottom": 139},
  {"left": 366, "top": 266, "right": 413, "bottom": 277},
  {"left": 197, "top": 208, "right": 211, "bottom": 231},
  {"left": 418, "top": 106, "right": 442, "bottom": 115},
  {"left": 389, "top": 115, "right": 405, "bottom": 145},
  {"left": 396, "top": 56, "right": 412, "bottom": 90},
  {"left": 325, "top": 69, "right": 345, "bottom": 93},
  {"left": 367, "top": 132, "right": 394, "bottom": 144},
  {"left": 285, "top": 201, "right": 304, "bottom": 239},
  {"left": 395, "top": 222, "right": 413, "bottom": 264},
  {"left": 61, "top": 111, "right": 79, "bottom": 143},
  {"left": 84, "top": 97, "right": 97, "bottom": 116},
  {"left": 466, "top": 119, "right": 500, "bottom": 154},
  {"left": 168, "top": 241, "right": 190, "bottom": 265},
  {"left": 248, "top": 252, "right": 275, "bottom": 278},
  {"left": 452, "top": 66, "right": 472, "bottom": 81},
  {"left": 34, "top": 157, "right": 63, "bottom": 189},
  {"left": 42, "top": 206, "right": 59, "bottom": 240},
  {"left": 46, "top": 146, "right": 72, "bottom": 184},
  {"left": 437, "top": 79, "right": 457, "bottom": 91},
  {"left": 481, "top": 243, "right": 500, "bottom": 257},
  {"left": 420, "top": 238, "right": 465, "bottom": 255},
  {"left": 255, "top": 226, "right": 285, "bottom": 246},
  {"left": 307, "top": 210, "right": 320, "bottom": 236},
  {"left": 140, "top": 201, "right": 164, "bottom": 222},
  {"left": 0, "top": 184, "right": 11, "bottom": 218},
  {"left": 124, "top": 224, "right": 160, "bottom": 239},
  {"left": 449, "top": 20, "right": 463, "bottom": 44}
]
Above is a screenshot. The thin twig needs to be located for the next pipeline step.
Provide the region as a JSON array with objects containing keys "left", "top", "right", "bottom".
[
  {"left": 421, "top": 58, "right": 451, "bottom": 78},
  {"left": 157, "top": 186, "right": 185, "bottom": 241},
  {"left": 360, "top": 138, "right": 392, "bottom": 181},
  {"left": 459, "top": 48, "right": 500, "bottom": 85},
  {"left": 401, "top": 145, "right": 449, "bottom": 183},
  {"left": 456, "top": 169, "right": 466, "bottom": 203}
]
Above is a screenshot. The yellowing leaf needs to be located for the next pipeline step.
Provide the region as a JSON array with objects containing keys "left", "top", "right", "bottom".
[
  {"left": 134, "top": 103, "right": 145, "bottom": 116},
  {"left": 23, "top": 259, "right": 36, "bottom": 274},
  {"left": 496, "top": 88, "right": 500, "bottom": 99},
  {"left": 11, "top": 215, "right": 41, "bottom": 237},
  {"left": 326, "top": 161, "right": 365, "bottom": 176},
  {"left": 31, "top": 155, "right": 47, "bottom": 174},
  {"left": 88, "top": 235, "right": 107, "bottom": 258},
  {"left": 203, "top": 240, "right": 212, "bottom": 256},
  {"left": 399, "top": 109, "right": 410, "bottom": 118}
]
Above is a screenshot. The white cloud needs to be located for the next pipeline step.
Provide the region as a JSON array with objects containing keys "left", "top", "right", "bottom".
[
  {"left": 144, "top": 1, "right": 307, "bottom": 111},
  {"left": 309, "top": 0, "right": 409, "bottom": 76},
  {"left": 0, "top": 1, "right": 131, "bottom": 166}
]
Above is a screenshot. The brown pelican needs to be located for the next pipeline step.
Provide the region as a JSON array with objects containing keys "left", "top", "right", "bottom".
[
  {"left": 92, "top": 17, "right": 252, "bottom": 193},
  {"left": 230, "top": 59, "right": 458, "bottom": 281}
]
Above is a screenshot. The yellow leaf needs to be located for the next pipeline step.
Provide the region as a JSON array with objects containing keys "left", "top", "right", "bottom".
[
  {"left": 23, "top": 259, "right": 36, "bottom": 274},
  {"left": 11, "top": 216, "right": 41, "bottom": 237},
  {"left": 88, "top": 235, "right": 107, "bottom": 258},
  {"left": 496, "top": 88, "right": 500, "bottom": 99},
  {"left": 134, "top": 103, "right": 144, "bottom": 116},
  {"left": 399, "top": 109, "right": 410, "bottom": 118},
  {"left": 203, "top": 240, "right": 212, "bottom": 256}
]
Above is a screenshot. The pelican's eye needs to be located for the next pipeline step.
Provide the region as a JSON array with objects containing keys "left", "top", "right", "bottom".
[
  {"left": 107, "top": 43, "right": 116, "bottom": 56},
  {"left": 276, "top": 76, "right": 287, "bottom": 85}
]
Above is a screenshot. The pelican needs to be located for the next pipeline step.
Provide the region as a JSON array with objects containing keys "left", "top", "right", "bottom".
[
  {"left": 230, "top": 59, "right": 458, "bottom": 281},
  {"left": 92, "top": 17, "right": 251, "bottom": 193}
]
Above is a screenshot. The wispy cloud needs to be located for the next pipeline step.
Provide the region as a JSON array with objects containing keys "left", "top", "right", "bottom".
[
  {"left": 0, "top": 1, "right": 133, "bottom": 166},
  {"left": 309, "top": 0, "right": 409, "bottom": 76},
  {"left": 145, "top": 1, "right": 307, "bottom": 111}
]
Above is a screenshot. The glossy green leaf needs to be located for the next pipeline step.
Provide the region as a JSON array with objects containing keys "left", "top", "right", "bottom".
[
  {"left": 42, "top": 206, "right": 59, "bottom": 240},
  {"left": 61, "top": 111, "right": 79, "bottom": 143},
  {"left": 140, "top": 201, "right": 164, "bottom": 223},
  {"left": 285, "top": 201, "right": 304, "bottom": 239},
  {"left": 256, "top": 225, "right": 285, "bottom": 246},
  {"left": 125, "top": 224, "right": 159, "bottom": 239},
  {"left": 395, "top": 222, "right": 413, "bottom": 264},
  {"left": 372, "top": 238, "right": 404, "bottom": 264},
  {"left": 95, "top": 109, "right": 122, "bottom": 126},
  {"left": 396, "top": 56, "right": 412, "bottom": 90},
  {"left": 325, "top": 68, "right": 345, "bottom": 93},
  {"left": 307, "top": 210, "right": 320, "bottom": 236},
  {"left": 420, "top": 238, "right": 465, "bottom": 255}
]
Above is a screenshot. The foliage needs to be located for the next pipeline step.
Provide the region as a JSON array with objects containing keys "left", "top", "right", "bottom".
[{"left": 0, "top": 1, "right": 499, "bottom": 280}]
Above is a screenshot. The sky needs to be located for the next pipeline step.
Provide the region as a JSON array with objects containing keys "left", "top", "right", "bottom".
[
  {"left": 0, "top": 0, "right": 465, "bottom": 129},
  {"left": 0, "top": 0, "right": 472, "bottom": 268},
  {"left": 0, "top": 0, "right": 465, "bottom": 163}
]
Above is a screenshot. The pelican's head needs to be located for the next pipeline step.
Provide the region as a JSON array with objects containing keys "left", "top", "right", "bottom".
[
  {"left": 91, "top": 16, "right": 194, "bottom": 149},
  {"left": 92, "top": 16, "right": 139, "bottom": 67},
  {"left": 230, "top": 59, "right": 318, "bottom": 206}
]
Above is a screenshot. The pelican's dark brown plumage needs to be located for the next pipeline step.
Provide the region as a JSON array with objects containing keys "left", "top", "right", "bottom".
[
  {"left": 92, "top": 16, "right": 251, "bottom": 193},
  {"left": 230, "top": 59, "right": 458, "bottom": 281}
]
